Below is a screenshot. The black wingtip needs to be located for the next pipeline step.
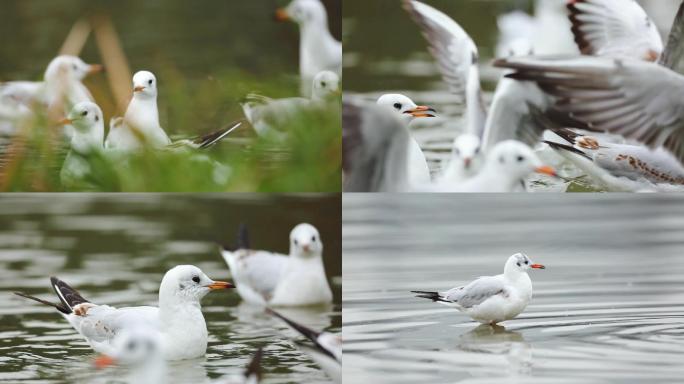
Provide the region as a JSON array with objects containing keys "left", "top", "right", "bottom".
[
  {"left": 237, "top": 223, "right": 250, "bottom": 250},
  {"left": 543, "top": 140, "right": 592, "bottom": 160},
  {"left": 50, "top": 276, "right": 89, "bottom": 312},
  {"left": 14, "top": 291, "right": 71, "bottom": 314},
  {"left": 411, "top": 290, "right": 444, "bottom": 302},
  {"left": 244, "top": 348, "right": 263, "bottom": 380}
]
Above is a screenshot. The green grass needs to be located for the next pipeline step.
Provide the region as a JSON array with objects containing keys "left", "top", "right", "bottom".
[{"left": 0, "top": 70, "right": 341, "bottom": 192}]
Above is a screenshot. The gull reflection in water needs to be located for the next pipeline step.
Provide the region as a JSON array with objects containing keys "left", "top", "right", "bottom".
[{"left": 456, "top": 324, "right": 532, "bottom": 376}]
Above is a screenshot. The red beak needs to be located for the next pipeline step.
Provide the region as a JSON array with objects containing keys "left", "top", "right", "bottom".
[{"left": 530, "top": 264, "right": 545, "bottom": 269}]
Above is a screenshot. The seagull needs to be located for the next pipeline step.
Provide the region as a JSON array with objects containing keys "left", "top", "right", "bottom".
[
  {"left": 275, "top": 0, "right": 342, "bottom": 97},
  {"left": 58, "top": 101, "right": 107, "bottom": 188},
  {"left": 436, "top": 132, "right": 483, "bottom": 184},
  {"left": 402, "top": 0, "right": 549, "bottom": 173},
  {"left": 93, "top": 326, "right": 167, "bottom": 384},
  {"left": 0, "top": 55, "right": 103, "bottom": 117},
  {"left": 376, "top": 93, "right": 436, "bottom": 184},
  {"left": 412, "top": 253, "right": 545, "bottom": 325},
  {"left": 221, "top": 223, "right": 332, "bottom": 307},
  {"left": 421, "top": 140, "right": 557, "bottom": 192},
  {"left": 241, "top": 70, "right": 339, "bottom": 138},
  {"left": 14, "top": 265, "right": 234, "bottom": 360},
  {"left": 268, "top": 309, "right": 340, "bottom": 384},
  {"left": 105, "top": 70, "right": 241, "bottom": 150}
]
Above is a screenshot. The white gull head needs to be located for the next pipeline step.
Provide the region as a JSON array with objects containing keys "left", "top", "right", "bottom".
[
  {"left": 504, "top": 253, "right": 545, "bottom": 278},
  {"left": 132, "top": 70, "right": 158, "bottom": 99},
  {"left": 44, "top": 55, "right": 103, "bottom": 83},
  {"left": 290, "top": 223, "right": 323, "bottom": 258},
  {"left": 376, "top": 93, "right": 436, "bottom": 123},
  {"left": 312, "top": 70, "right": 340, "bottom": 100},
  {"left": 281, "top": 0, "right": 329, "bottom": 28},
  {"left": 158, "top": 265, "right": 233, "bottom": 306}
]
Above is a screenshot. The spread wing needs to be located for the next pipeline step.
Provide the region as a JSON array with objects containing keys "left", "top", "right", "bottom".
[{"left": 659, "top": 1, "right": 684, "bottom": 75}]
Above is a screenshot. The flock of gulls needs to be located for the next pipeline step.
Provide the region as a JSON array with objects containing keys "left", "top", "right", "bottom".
[
  {"left": 0, "top": 0, "right": 341, "bottom": 188},
  {"left": 13, "top": 223, "right": 340, "bottom": 384},
  {"left": 343, "top": 0, "right": 684, "bottom": 192}
]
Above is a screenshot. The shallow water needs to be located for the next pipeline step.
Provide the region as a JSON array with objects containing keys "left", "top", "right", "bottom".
[
  {"left": 343, "top": 194, "right": 684, "bottom": 383},
  {"left": 0, "top": 194, "right": 341, "bottom": 383}
]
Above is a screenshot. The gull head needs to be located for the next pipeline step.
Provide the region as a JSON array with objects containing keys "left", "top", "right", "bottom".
[
  {"left": 487, "top": 140, "right": 557, "bottom": 181},
  {"left": 276, "top": 0, "right": 328, "bottom": 27},
  {"left": 312, "top": 71, "right": 340, "bottom": 100},
  {"left": 451, "top": 133, "right": 482, "bottom": 170},
  {"left": 45, "top": 55, "right": 104, "bottom": 82},
  {"left": 376, "top": 94, "right": 436, "bottom": 123},
  {"left": 158, "top": 265, "right": 234, "bottom": 304},
  {"left": 290, "top": 223, "right": 323, "bottom": 257},
  {"left": 132, "top": 71, "right": 158, "bottom": 99},
  {"left": 504, "top": 253, "right": 545, "bottom": 277},
  {"left": 62, "top": 101, "right": 104, "bottom": 133},
  {"left": 95, "top": 327, "right": 163, "bottom": 369}
]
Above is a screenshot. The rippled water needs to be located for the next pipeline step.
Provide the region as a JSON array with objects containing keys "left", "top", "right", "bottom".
[
  {"left": 343, "top": 194, "right": 684, "bottom": 383},
  {"left": 0, "top": 194, "right": 341, "bottom": 383}
]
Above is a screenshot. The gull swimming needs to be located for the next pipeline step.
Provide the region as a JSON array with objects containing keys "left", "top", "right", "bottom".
[
  {"left": 268, "top": 309, "right": 340, "bottom": 384},
  {"left": 412, "top": 253, "right": 545, "bottom": 325},
  {"left": 221, "top": 223, "right": 332, "bottom": 307},
  {"left": 241, "top": 70, "right": 339, "bottom": 138},
  {"left": 14, "top": 265, "right": 234, "bottom": 360},
  {"left": 93, "top": 326, "right": 167, "bottom": 384},
  {"left": 376, "top": 93, "right": 435, "bottom": 184},
  {"left": 276, "top": 0, "right": 342, "bottom": 96},
  {"left": 105, "top": 70, "right": 241, "bottom": 150}
]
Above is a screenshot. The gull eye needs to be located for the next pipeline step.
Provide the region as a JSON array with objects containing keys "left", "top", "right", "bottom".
[
  {"left": 148, "top": 79, "right": 153, "bottom": 85},
  {"left": 82, "top": 111, "right": 88, "bottom": 116},
  {"left": 311, "top": 235, "right": 316, "bottom": 242},
  {"left": 73, "top": 64, "right": 78, "bottom": 71},
  {"left": 517, "top": 155, "right": 525, "bottom": 162},
  {"left": 525, "top": 260, "right": 529, "bottom": 265},
  {"left": 474, "top": 147, "right": 480, "bottom": 154},
  {"left": 294, "top": 239, "right": 298, "bottom": 246},
  {"left": 320, "top": 81, "right": 327, "bottom": 88},
  {"left": 192, "top": 276, "right": 200, "bottom": 284},
  {"left": 393, "top": 103, "right": 402, "bottom": 110},
  {"left": 95, "top": 115, "right": 100, "bottom": 122}
]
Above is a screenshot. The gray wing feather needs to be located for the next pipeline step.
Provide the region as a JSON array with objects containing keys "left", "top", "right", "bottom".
[{"left": 443, "top": 276, "right": 505, "bottom": 308}]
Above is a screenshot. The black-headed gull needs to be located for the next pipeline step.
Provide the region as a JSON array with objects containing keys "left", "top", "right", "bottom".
[
  {"left": 105, "top": 70, "right": 241, "bottom": 150},
  {"left": 275, "top": 0, "right": 342, "bottom": 97},
  {"left": 268, "top": 309, "right": 340, "bottom": 384},
  {"left": 376, "top": 93, "right": 436, "bottom": 184},
  {"left": 241, "top": 70, "right": 339, "bottom": 138},
  {"left": 221, "top": 223, "right": 332, "bottom": 307},
  {"left": 567, "top": 0, "right": 663, "bottom": 61},
  {"left": 14, "top": 265, "right": 234, "bottom": 360},
  {"left": 412, "top": 253, "right": 545, "bottom": 325},
  {"left": 58, "top": 101, "right": 107, "bottom": 188},
  {"left": 422, "top": 140, "right": 557, "bottom": 192},
  {"left": 93, "top": 326, "right": 167, "bottom": 384}
]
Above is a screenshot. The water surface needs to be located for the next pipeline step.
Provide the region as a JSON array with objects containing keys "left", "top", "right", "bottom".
[
  {"left": 0, "top": 194, "right": 341, "bottom": 383},
  {"left": 343, "top": 194, "right": 684, "bottom": 383}
]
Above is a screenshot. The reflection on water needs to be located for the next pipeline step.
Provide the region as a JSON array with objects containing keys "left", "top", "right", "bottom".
[
  {"left": 343, "top": 194, "right": 684, "bottom": 383},
  {"left": 0, "top": 194, "right": 341, "bottom": 383}
]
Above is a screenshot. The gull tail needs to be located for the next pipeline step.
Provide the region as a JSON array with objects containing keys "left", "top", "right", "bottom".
[
  {"left": 50, "top": 277, "right": 90, "bottom": 313},
  {"left": 193, "top": 120, "right": 243, "bottom": 149},
  {"left": 543, "top": 140, "right": 592, "bottom": 161},
  {"left": 411, "top": 290, "right": 449, "bottom": 303},
  {"left": 13, "top": 291, "right": 71, "bottom": 314},
  {"left": 244, "top": 348, "right": 263, "bottom": 382},
  {"left": 267, "top": 308, "right": 338, "bottom": 361},
  {"left": 236, "top": 223, "right": 250, "bottom": 250}
]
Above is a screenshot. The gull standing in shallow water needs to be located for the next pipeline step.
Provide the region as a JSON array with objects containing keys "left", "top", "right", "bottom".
[
  {"left": 14, "top": 265, "right": 234, "bottom": 360},
  {"left": 221, "top": 223, "right": 332, "bottom": 307},
  {"left": 268, "top": 309, "right": 341, "bottom": 383},
  {"left": 412, "top": 253, "right": 545, "bottom": 325},
  {"left": 275, "top": 0, "right": 342, "bottom": 96}
]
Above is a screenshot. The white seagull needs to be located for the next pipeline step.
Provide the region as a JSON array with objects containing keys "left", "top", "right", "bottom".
[
  {"left": 58, "top": 101, "right": 107, "bottom": 188},
  {"left": 93, "top": 326, "right": 167, "bottom": 384},
  {"left": 221, "top": 223, "right": 332, "bottom": 307},
  {"left": 14, "top": 265, "right": 235, "bottom": 360},
  {"left": 105, "top": 70, "right": 241, "bottom": 150},
  {"left": 276, "top": 0, "right": 342, "bottom": 97},
  {"left": 412, "top": 253, "right": 545, "bottom": 325},
  {"left": 268, "top": 309, "right": 340, "bottom": 384},
  {"left": 376, "top": 93, "right": 436, "bottom": 184},
  {"left": 241, "top": 70, "right": 339, "bottom": 138}
]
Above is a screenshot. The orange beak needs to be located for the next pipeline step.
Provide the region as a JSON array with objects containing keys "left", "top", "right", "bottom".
[
  {"left": 404, "top": 105, "right": 437, "bottom": 118},
  {"left": 88, "top": 64, "right": 105, "bottom": 75},
  {"left": 535, "top": 165, "right": 557, "bottom": 177},
  {"left": 94, "top": 355, "right": 116, "bottom": 369},
  {"left": 275, "top": 8, "right": 289, "bottom": 21},
  {"left": 133, "top": 86, "right": 146, "bottom": 93},
  {"left": 206, "top": 281, "right": 235, "bottom": 290},
  {"left": 530, "top": 264, "right": 545, "bottom": 269},
  {"left": 59, "top": 117, "right": 73, "bottom": 125}
]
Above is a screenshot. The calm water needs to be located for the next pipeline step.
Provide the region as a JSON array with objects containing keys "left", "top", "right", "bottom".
[
  {"left": 0, "top": 194, "right": 341, "bottom": 383},
  {"left": 342, "top": 0, "right": 678, "bottom": 192},
  {"left": 343, "top": 194, "right": 684, "bottom": 383}
]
